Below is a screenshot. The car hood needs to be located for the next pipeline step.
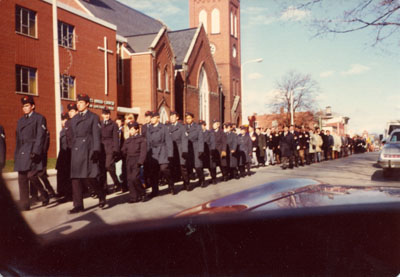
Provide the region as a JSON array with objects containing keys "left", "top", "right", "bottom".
[{"left": 174, "top": 179, "right": 400, "bottom": 217}]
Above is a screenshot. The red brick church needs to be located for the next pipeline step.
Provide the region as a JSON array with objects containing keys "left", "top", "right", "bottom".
[{"left": 0, "top": 0, "right": 242, "bottom": 162}]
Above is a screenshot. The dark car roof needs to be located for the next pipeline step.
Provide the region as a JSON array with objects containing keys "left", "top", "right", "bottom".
[{"left": 175, "top": 179, "right": 400, "bottom": 217}]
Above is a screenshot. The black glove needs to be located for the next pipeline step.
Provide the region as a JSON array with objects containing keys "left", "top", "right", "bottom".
[
  {"left": 91, "top": 151, "right": 100, "bottom": 163},
  {"left": 182, "top": 152, "right": 189, "bottom": 160},
  {"left": 113, "top": 151, "right": 122, "bottom": 162},
  {"left": 30, "top": 153, "right": 41, "bottom": 164},
  {"left": 198, "top": 152, "right": 204, "bottom": 159}
]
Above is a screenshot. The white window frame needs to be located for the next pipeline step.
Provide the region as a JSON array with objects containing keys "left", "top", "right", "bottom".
[
  {"left": 164, "top": 67, "right": 169, "bottom": 92},
  {"left": 15, "top": 5, "right": 37, "bottom": 38},
  {"left": 230, "top": 11, "right": 234, "bottom": 36},
  {"left": 234, "top": 14, "right": 238, "bottom": 38},
  {"left": 157, "top": 67, "right": 162, "bottom": 90},
  {"left": 211, "top": 8, "right": 220, "bottom": 34},
  {"left": 58, "top": 21, "right": 75, "bottom": 49},
  {"left": 60, "top": 74, "right": 76, "bottom": 100},
  {"left": 199, "top": 9, "right": 208, "bottom": 33},
  {"left": 16, "top": 65, "right": 37, "bottom": 95}
]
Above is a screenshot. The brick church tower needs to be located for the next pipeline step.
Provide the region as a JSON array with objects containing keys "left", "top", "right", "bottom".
[{"left": 189, "top": 0, "right": 241, "bottom": 125}]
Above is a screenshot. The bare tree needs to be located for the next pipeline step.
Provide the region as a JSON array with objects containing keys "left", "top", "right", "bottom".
[
  {"left": 268, "top": 70, "right": 320, "bottom": 125},
  {"left": 290, "top": 0, "right": 400, "bottom": 46}
]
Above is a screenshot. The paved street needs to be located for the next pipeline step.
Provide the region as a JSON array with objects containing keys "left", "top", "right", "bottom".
[{"left": 4, "top": 152, "right": 399, "bottom": 240}]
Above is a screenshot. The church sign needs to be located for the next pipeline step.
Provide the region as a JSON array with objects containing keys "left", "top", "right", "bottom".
[{"left": 89, "top": 98, "right": 115, "bottom": 111}]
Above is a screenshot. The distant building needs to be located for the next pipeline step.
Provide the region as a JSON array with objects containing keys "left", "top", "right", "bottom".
[
  {"left": 319, "top": 106, "right": 350, "bottom": 136},
  {"left": 253, "top": 109, "right": 317, "bottom": 129}
]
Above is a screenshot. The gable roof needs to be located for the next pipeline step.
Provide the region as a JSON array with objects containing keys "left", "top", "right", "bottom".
[
  {"left": 77, "top": 0, "right": 163, "bottom": 36},
  {"left": 168, "top": 28, "right": 197, "bottom": 68},
  {"left": 126, "top": 33, "right": 159, "bottom": 53}
]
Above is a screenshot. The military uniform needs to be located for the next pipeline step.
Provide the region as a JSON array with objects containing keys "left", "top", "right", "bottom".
[
  {"left": 0, "top": 125, "right": 5, "bottom": 173},
  {"left": 182, "top": 121, "right": 205, "bottom": 187},
  {"left": 168, "top": 120, "right": 188, "bottom": 188},
  {"left": 146, "top": 121, "right": 173, "bottom": 196},
  {"left": 121, "top": 122, "right": 147, "bottom": 202},
  {"left": 100, "top": 117, "right": 121, "bottom": 191},
  {"left": 33, "top": 129, "right": 56, "bottom": 198},
  {"left": 211, "top": 126, "right": 228, "bottom": 181},
  {"left": 226, "top": 129, "right": 239, "bottom": 179},
  {"left": 56, "top": 115, "right": 71, "bottom": 200},
  {"left": 201, "top": 124, "right": 217, "bottom": 185},
  {"left": 69, "top": 95, "right": 106, "bottom": 213},
  {"left": 237, "top": 131, "right": 252, "bottom": 177},
  {"left": 14, "top": 97, "right": 49, "bottom": 210}
]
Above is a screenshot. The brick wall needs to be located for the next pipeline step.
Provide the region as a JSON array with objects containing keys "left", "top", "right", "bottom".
[{"left": 0, "top": 0, "right": 117, "bottom": 161}]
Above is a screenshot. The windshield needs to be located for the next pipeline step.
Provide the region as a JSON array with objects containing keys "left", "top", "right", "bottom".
[{"left": 1, "top": 0, "right": 400, "bottom": 241}]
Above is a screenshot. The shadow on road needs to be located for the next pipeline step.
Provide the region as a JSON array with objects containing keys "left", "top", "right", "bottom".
[{"left": 371, "top": 169, "right": 400, "bottom": 182}]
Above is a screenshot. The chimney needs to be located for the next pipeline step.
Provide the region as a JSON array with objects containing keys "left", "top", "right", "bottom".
[{"left": 325, "top": 106, "right": 332, "bottom": 116}]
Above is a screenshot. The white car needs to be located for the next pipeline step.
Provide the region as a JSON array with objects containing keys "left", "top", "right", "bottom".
[{"left": 378, "top": 129, "right": 400, "bottom": 176}]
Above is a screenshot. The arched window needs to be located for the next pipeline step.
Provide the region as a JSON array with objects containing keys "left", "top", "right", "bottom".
[
  {"left": 199, "top": 66, "right": 210, "bottom": 126},
  {"left": 199, "top": 9, "right": 207, "bottom": 33},
  {"left": 230, "top": 11, "right": 234, "bottom": 35},
  {"left": 157, "top": 67, "right": 161, "bottom": 90},
  {"left": 164, "top": 67, "right": 169, "bottom": 92},
  {"left": 234, "top": 14, "right": 238, "bottom": 38},
  {"left": 211, "top": 8, "right": 220, "bottom": 34}
]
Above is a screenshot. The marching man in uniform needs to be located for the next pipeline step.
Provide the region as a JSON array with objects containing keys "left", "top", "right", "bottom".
[
  {"left": 14, "top": 96, "right": 49, "bottom": 210},
  {"left": 121, "top": 121, "right": 147, "bottom": 203},
  {"left": 68, "top": 93, "right": 107, "bottom": 213},
  {"left": 182, "top": 112, "right": 204, "bottom": 189},
  {"left": 100, "top": 108, "right": 121, "bottom": 192}
]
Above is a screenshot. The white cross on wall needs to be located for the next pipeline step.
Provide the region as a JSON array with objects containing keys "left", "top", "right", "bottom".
[{"left": 98, "top": 36, "right": 113, "bottom": 95}]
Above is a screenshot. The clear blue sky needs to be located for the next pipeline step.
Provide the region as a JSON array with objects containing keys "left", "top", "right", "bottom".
[{"left": 120, "top": 0, "right": 400, "bottom": 135}]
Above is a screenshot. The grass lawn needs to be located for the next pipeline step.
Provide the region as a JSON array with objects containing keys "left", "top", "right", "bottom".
[{"left": 3, "top": 158, "right": 57, "bottom": 173}]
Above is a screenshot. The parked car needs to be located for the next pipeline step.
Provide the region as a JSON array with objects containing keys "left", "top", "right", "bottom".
[
  {"left": 378, "top": 129, "right": 400, "bottom": 177},
  {"left": 1, "top": 176, "right": 400, "bottom": 276}
]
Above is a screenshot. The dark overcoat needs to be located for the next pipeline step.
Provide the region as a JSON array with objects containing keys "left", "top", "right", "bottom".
[
  {"left": 226, "top": 131, "right": 238, "bottom": 168},
  {"left": 55, "top": 128, "right": 70, "bottom": 171},
  {"left": 0, "top": 125, "right": 5, "bottom": 169},
  {"left": 69, "top": 110, "right": 101, "bottom": 179},
  {"left": 14, "top": 112, "right": 47, "bottom": 172},
  {"left": 182, "top": 123, "right": 204, "bottom": 168},
  {"left": 101, "top": 120, "right": 120, "bottom": 168},
  {"left": 280, "top": 132, "right": 294, "bottom": 158},
  {"left": 146, "top": 123, "right": 173, "bottom": 165},
  {"left": 237, "top": 133, "right": 252, "bottom": 166},
  {"left": 211, "top": 128, "right": 227, "bottom": 168},
  {"left": 272, "top": 132, "right": 281, "bottom": 154},
  {"left": 257, "top": 133, "right": 266, "bottom": 158},
  {"left": 299, "top": 132, "right": 310, "bottom": 150},
  {"left": 122, "top": 134, "right": 147, "bottom": 181},
  {"left": 202, "top": 129, "right": 216, "bottom": 169},
  {"left": 168, "top": 122, "right": 187, "bottom": 166}
]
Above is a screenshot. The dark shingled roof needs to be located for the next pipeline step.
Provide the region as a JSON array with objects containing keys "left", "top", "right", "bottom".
[
  {"left": 168, "top": 28, "right": 197, "bottom": 68},
  {"left": 125, "top": 33, "right": 159, "bottom": 53},
  {"left": 78, "top": 0, "right": 163, "bottom": 36}
]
